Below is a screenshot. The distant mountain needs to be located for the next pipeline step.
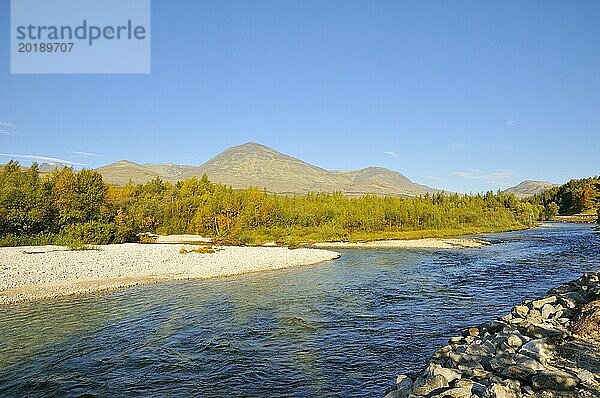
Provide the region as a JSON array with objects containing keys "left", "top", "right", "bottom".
[
  {"left": 96, "top": 142, "right": 440, "bottom": 197},
  {"left": 38, "top": 162, "right": 69, "bottom": 173},
  {"left": 503, "top": 180, "right": 559, "bottom": 198}
]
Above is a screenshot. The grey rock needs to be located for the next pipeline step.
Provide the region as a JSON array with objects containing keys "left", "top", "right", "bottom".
[
  {"left": 526, "top": 323, "right": 563, "bottom": 339},
  {"left": 519, "top": 338, "right": 555, "bottom": 363},
  {"left": 432, "top": 345, "right": 454, "bottom": 362},
  {"left": 512, "top": 305, "right": 529, "bottom": 318},
  {"left": 482, "top": 383, "right": 520, "bottom": 398},
  {"left": 384, "top": 389, "right": 403, "bottom": 398},
  {"left": 459, "top": 367, "right": 492, "bottom": 381},
  {"left": 489, "top": 354, "right": 516, "bottom": 372},
  {"left": 469, "top": 381, "right": 487, "bottom": 396},
  {"left": 558, "top": 292, "right": 585, "bottom": 309},
  {"left": 482, "top": 340, "right": 497, "bottom": 355},
  {"left": 488, "top": 320, "right": 507, "bottom": 333},
  {"left": 412, "top": 374, "right": 449, "bottom": 396},
  {"left": 466, "top": 343, "right": 492, "bottom": 357},
  {"left": 432, "top": 366, "right": 462, "bottom": 384},
  {"left": 527, "top": 308, "right": 542, "bottom": 321},
  {"left": 501, "top": 363, "right": 537, "bottom": 381},
  {"left": 506, "top": 334, "right": 523, "bottom": 349},
  {"left": 515, "top": 357, "right": 545, "bottom": 371},
  {"left": 396, "top": 375, "right": 413, "bottom": 397},
  {"left": 541, "top": 303, "right": 556, "bottom": 319},
  {"left": 435, "top": 386, "right": 472, "bottom": 398},
  {"left": 531, "top": 370, "right": 580, "bottom": 391},
  {"left": 531, "top": 296, "right": 557, "bottom": 310}
]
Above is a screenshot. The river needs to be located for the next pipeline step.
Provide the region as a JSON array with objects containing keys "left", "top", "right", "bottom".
[{"left": 0, "top": 223, "right": 598, "bottom": 397}]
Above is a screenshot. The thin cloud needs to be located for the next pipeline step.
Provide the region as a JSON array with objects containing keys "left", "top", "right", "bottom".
[
  {"left": 384, "top": 151, "right": 398, "bottom": 158},
  {"left": 425, "top": 175, "right": 442, "bottom": 181},
  {"left": 0, "top": 121, "right": 17, "bottom": 136},
  {"left": 450, "top": 143, "right": 467, "bottom": 151},
  {"left": 73, "top": 151, "right": 106, "bottom": 158},
  {"left": 452, "top": 171, "right": 476, "bottom": 178},
  {"left": 506, "top": 120, "right": 518, "bottom": 127},
  {"left": 482, "top": 170, "right": 514, "bottom": 184},
  {"left": 452, "top": 169, "right": 514, "bottom": 185},
  {"left": 451, "top": 169, "right": 480, "bottom": 179},
  {"left": 490, "top": 143, "right": 513, "bottom": 151},
  {"left": 0, "top": 153, "right": 85, "bottom": 166}
]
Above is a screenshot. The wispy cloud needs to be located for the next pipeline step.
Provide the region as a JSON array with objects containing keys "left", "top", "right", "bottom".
[
  {"left": 425, "top": 175, "right": 443, "bottom": 181},
  {"left": 489, "top": 143, "right": 513, "bottom": 151},
  {"left": 0, "top": 121, "right": 17, "bottom": 136},
  {"left": 451, "top": 168, "right": 514, "bottom": 185},
  {"left": 451, "top": 169, "right": 480, "bottom": 179},
  {"left": 73, "top": 151, "right": 106, "bottom": 158},
  {"left": 384, "top": 151, "right": 398, "bottom": 158},
  {"left": 506, "top": 120, "right": 518, "bottom": 127},
  {"left": 0, "top": 153, "right": 85, "bottom": 166},
  {"left": 450, "top": 142, "right": 467, "bottom": 151}
]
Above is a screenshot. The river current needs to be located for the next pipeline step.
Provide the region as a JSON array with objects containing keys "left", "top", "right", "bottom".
[{"left": 0, "top": 223, "right": 598, "bottom": 397}]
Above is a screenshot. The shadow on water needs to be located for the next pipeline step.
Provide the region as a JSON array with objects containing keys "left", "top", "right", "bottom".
[{"left": 0, "top": 223, "right": 598, "bottom": 397}]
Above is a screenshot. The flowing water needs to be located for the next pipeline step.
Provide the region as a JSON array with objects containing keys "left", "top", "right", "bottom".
[{"left": 0, "top": 223, "right": 598, "bottom": 397}]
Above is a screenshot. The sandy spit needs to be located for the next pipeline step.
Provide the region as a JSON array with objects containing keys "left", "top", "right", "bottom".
[
  {"left": 0, "top": 244, "right": 340, "bottom": 305},
  {"left": 311, "top": 237, "right": 490, "bottom": 249}
]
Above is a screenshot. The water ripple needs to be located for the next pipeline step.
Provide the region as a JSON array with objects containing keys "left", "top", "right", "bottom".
[{"left": 0, "top": 223, "right": 598, "bottom": 397}]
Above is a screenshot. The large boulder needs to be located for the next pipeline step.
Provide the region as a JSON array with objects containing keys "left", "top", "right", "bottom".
[
  {"left": 482, "top": 382, "right": 520, "bottom": 398},
  {"left": 411, "top": 374, "right": 448, "bottom": 396},
  {"left": 531, "top": 369, "right": 580, "bottom": 391},
  {"left": 519, "top": 338, "right": 556, "bottom": 364}
]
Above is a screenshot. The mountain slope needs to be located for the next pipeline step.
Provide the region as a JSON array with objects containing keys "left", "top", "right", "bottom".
[
  {"left": 503, "top": 180, "right": 559, "bottom": 198},
  {"left": 96, "top": 142, "right": 439, "bottom": 196},
  {"left": 95, "top": 160, "right": 175, "bottom": 185},
  {"left": 187, "top": 142, "right": 342, "bottom": 193}
]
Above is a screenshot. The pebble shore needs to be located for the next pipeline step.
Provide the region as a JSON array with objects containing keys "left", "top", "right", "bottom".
[
  {"left": 313, "top": 238, "right": 490, "bottom": 249},
  {"left": 0, "top": 244, "right": 340, "bottom": 305},
  {"left": 385, "top": 272, "right": 600, "bottom": 398}
]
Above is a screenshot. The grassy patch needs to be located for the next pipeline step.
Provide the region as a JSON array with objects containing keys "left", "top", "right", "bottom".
[
  {"left": 179, "top": 246, "right": 219, "bottom": 254},
  {"left": 226, "top": 223, "right": 530, "bottom": 247},
  {"left": 67, "top": 241, "right": 99, "bottom": 251}
]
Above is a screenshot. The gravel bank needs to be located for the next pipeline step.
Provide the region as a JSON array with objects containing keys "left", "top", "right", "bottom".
[
  {"left": 0, "top": 244, "right": 340, "bottom": 305},
  {"left": 385, "top": 272, "right": 600, "bottom": 398},
  {"left": 312, "top": 237, "right": 490, "bottom": 249}
]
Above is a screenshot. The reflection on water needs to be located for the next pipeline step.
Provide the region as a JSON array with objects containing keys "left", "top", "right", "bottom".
[{"left": 0, "top": 223, "right": 598, "bottom": 397}]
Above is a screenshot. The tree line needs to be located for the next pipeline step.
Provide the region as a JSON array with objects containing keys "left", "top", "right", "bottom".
[
  {"left": 527, "top": 177, "right": 600, "bottom": 220},
  {"left": 0, "top": 161, "right": 546, "bottom": 246}
]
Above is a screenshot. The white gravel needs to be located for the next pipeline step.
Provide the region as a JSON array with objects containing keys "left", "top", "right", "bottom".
[
  {"left": 0, "top": 244, "right": 340, "bottom": 304},
  {"left": 312, "top": 237, "right": 490, "bottom": 249}
]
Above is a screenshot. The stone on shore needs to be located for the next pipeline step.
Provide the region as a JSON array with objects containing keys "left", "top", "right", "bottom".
[{"left": 387, "top": 272, "right": 600, "bottom": 398}]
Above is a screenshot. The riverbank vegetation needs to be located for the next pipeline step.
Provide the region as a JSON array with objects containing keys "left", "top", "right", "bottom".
[
  {"left": 0, "top": 162, "right": 546, "bottom": 246},
  {"left": 528, "top": 177, "right": 600, "bottom": 221}
]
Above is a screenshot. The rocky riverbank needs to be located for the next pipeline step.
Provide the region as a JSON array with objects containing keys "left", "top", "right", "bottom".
[{"left": 385, "top": 272, "right": 600, "bottom": 398}]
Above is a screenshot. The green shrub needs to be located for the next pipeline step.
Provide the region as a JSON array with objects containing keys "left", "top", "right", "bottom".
[
  {"left": 59, "top": 221, "right": 115, "bottom": 245},
  {"left": 0, "top": 233, "right": 55, "bottom": 247},
  {"left": 237, "top": 233, "right": 256, "bottom": 246}
]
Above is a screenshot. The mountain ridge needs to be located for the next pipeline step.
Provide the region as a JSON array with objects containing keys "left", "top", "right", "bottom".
[
  {"left": 96, "top": 142, "right": 440, "bottom": 197},
  {"left": 503, "top": 180, "right": 559, "bottom": 198}
]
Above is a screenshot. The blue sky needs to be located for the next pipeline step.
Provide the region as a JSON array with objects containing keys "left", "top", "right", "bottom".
[{"left": 1, "top": 0, "right": 599, "bottom": 193}]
